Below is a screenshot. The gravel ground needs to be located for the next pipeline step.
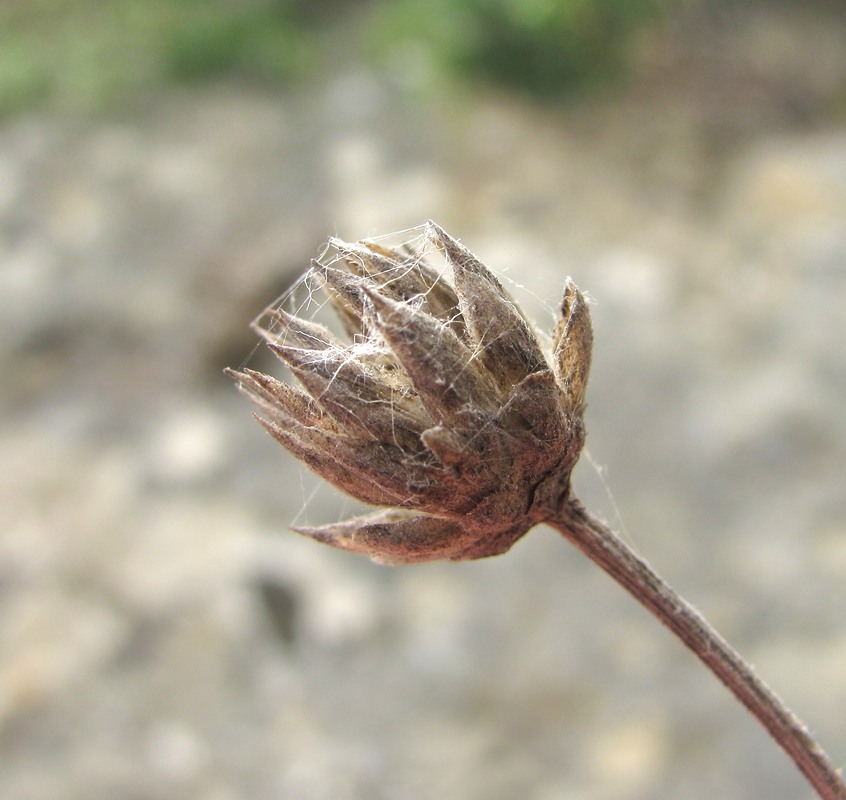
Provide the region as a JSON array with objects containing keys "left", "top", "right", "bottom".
[{"left": 2, "top": 4, "right": 846, "bottom": 799}]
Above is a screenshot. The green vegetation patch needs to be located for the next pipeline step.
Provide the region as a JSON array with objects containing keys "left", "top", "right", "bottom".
[
  {"left": 366, "top": 0, "right": 667, "bottom": 98},
  {"left": 0, "top": 0, "right": 317, "bottom": 115}
]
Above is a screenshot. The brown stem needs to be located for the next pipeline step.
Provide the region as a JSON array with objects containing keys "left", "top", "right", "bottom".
[{"left": 547, "top": 497, "right": 846, "bottom": 800}]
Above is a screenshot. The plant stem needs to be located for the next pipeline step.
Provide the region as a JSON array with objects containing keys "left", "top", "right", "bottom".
[{"left": 547, "top": 497, "right": 846, "bottom": 800}]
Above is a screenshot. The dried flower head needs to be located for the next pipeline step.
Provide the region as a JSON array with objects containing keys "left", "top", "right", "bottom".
[
  {"left": 232, "top": 225, "right": 846, "bottom": 798},
  {"left": 227, "top": 221, "right": 592, "bottom": 563}
]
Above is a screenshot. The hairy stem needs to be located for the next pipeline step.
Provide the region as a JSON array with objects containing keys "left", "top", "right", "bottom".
[{"left": 548, "top": 497, "right": 846, "bottom": 799}]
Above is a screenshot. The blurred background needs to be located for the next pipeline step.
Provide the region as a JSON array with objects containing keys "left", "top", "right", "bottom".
[{"left": 2, "top": 1, "right": 846, "bottom": 798}]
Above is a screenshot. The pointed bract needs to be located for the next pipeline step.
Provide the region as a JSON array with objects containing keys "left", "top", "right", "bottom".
[
  {"left": 552, "top": 279, "right": 593, "bottom": 414},
  {"left": 499, "top": 370, "right": 567, "bottom": 446},
  {"left": 225, "top": 367, "right": 327, "bottom": 429},
  {"left": 316, "top": 261, "right": 371, "bottom": 339},
  {"left": 293, "top": 508, "right": 479, "bottom": 564},
  {"left": 332, "top": 237, "right": 464, "bottom": 331},
  {"left": 428, "top": 221, "right": 547, "bottom": 388},
  {"left": 256, "top": 417, "right": 402, "bottom": 506},
  {"left": 266, "top": 342, "right": 427, "bottom": 449},
  {"left": 253, "top": 308, "right": 340, "bottom": 350},
  {"left": 364, "top": 285, "right": 503, "bottom": 421}
]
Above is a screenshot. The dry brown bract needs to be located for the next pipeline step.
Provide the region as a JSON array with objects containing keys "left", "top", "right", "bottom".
[{"left": 227, "top": 221, "right": 592, "bottom": 563}]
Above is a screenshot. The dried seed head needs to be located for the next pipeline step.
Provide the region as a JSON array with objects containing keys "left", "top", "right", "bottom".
[{"left": 228, "top": 221, "right": 593, "bottom": 563}]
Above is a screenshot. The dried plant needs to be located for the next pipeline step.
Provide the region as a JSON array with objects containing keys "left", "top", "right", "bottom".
[{"left": 227, "top": 221, "right": 845, "bottom": 798}]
